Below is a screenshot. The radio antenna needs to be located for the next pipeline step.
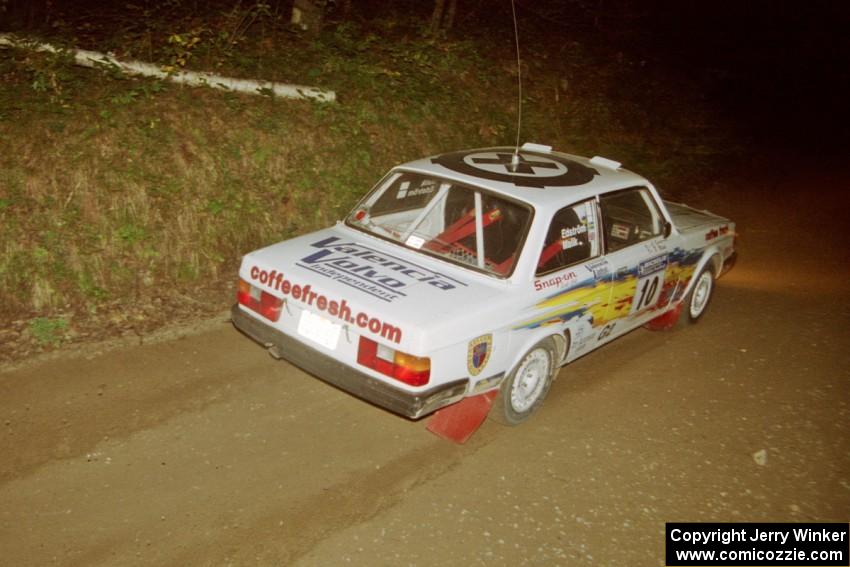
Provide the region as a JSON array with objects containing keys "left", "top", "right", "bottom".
[{"left": 510, "top": 0, "right": 522, "bottom": 172}]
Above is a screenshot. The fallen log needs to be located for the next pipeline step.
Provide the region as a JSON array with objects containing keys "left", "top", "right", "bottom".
[{"left": 0, "top": 33, "right": 336, "bottom": 103}]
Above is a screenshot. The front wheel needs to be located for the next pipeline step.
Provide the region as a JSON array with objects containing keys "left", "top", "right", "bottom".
[
  {"left": 681, "top": 265, "right": 715, "bottom": 324},
  {"left": 491, "top": 338, "right": 557, "bottom": 426}
]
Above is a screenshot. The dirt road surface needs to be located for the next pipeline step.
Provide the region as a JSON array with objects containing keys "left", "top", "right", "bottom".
[{"left": 2, "top": 157, "right": 848, "bottom": 566}]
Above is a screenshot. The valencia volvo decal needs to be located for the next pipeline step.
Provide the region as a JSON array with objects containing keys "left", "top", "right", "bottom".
[
  {"left": 297, "top": 236, "right": 465, "bottom": 302},
  {"left": 248, "top": 266, "right": 403, "bottom": 344}
]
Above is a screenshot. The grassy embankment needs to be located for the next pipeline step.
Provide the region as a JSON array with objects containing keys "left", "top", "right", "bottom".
[{"left": 0, "top": 9, "right": 731, "bottom": 359}]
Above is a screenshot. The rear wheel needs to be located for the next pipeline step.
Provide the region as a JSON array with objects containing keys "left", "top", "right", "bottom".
[{"left": 491, "top": 338, "right": 557, "bottom": 425}]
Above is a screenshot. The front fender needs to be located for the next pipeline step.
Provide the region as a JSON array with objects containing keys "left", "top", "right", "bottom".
[{"left": 677, "top": 248, "right": 723, "bottom": 301}]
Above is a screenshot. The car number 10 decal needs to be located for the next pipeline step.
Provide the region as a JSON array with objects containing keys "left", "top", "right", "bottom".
[{"left": 631, "top": 255, "right": 668, "bottom": 314}]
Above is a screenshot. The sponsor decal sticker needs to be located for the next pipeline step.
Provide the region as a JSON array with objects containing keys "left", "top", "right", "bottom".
[
  {"left": 610, "top": 222, "right": 631, "bottom": 241},
  {"left": 638, "top": 254, "right": 668, "bottom": 277},
  {"left": 247, "top": 265, "right": 404, "bottom": 344},
  {"left": 396, "top": 179, "right": 438, "bottom": 199},
  {"left": 560, "top": 224, "right": 587, "bottom": 249},
  {"left": 534, "top": 270, "right": 577, "bottom": 291},
  {"left": 405, "top": 234, "right": 425, "bottom": 249},
  {"left": 644, "top": 239, "right": 666, "bottom": 254},
  {"left": 586, "top": 258, "right": 610, "bottom": 279},
  {"left": 467, "top": 334, "right": 493, "bottom": 376},
  {"left": 597, "top": 322, "right": 616, "bottom": 341},
  {"left": 561, "top": 225, "right": 588, "bottom": 238}
]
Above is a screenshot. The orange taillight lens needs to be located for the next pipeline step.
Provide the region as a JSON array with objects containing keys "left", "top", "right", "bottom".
[
  {"left": 357, "top": 337, "right": 430, "bottom": 386},
  {"left": 236, "top": 278, "right": 283, "bottom": 322}
]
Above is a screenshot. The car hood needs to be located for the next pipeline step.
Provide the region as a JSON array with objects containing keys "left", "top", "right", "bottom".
[{"left": 239, "top": 224, "right": 509, "bottom": 353}]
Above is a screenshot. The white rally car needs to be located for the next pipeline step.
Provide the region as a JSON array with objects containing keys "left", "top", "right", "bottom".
[{"left": 232, "top": 143, "right": 736, "bottom": 425}]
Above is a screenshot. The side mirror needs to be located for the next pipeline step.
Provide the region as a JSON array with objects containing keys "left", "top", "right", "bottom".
[{"left": 663, "top": 221, "right": 673, "bottom": 238}]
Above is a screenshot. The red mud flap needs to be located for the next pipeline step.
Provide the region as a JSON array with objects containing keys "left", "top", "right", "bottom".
[
  {"left": 426, "top": 391, "right": 498, "bottom": 444},
  {"left": 644, "top": 302, "right": 683, "bottom": 331}
]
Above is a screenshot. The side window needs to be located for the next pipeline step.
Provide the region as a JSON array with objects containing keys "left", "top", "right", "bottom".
[
  {"left": 599, "top": 187, "right": 663, "bottom": 252},
  {"left": 536, "top": 200, "right": 600, "bottom": 275}
]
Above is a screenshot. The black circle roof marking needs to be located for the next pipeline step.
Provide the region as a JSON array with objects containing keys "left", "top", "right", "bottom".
[
  {"left": 469, "top": 152, "right": 564, "bottom": 176},
  {"left": 431, "top": 149, "right": 599, "bottom": 188}
]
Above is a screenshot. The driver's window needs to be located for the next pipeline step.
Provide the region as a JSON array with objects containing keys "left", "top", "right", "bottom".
[
  {"left": 599, "top": 187, "right": 663, "bottom": 252},
  {"left": 536, "top": 200, "right": 599, "bottom": 275}
]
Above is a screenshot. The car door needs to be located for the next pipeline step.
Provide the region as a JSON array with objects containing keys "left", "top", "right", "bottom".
[
  {"left": 524, "top": 198, "right": 614, "bottom": 357},
  {"left": 598, "top": 186, "right": 671, "bottom": 336}
]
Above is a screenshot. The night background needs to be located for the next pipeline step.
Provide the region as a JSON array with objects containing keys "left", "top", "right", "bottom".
[
  {"left": 1, "top": 2, "right": 848, "bottom": 565},
  {"left": 1, "top": 0, "right": 848, "bottom": 344}
]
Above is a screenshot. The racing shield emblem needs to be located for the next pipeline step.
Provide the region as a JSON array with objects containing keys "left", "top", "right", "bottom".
[{"left": 467, "top": 334, "right": 493, "bottom": 376}]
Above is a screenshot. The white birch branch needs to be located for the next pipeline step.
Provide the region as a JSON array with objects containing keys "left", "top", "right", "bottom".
[{"left": 0, "top": 33, "right": 336, "bottom": 102}]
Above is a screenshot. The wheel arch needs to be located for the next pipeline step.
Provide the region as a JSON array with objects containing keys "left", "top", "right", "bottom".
[
  {"left": 707, "top": 252, "right": 723, "bottom": 278},
  {"left": 550, "top": 330, "right": 571, "bottom": 365},
  {"left": 678, "top": 249, "right": 722, "bottom": 302},
  {"left": 506, "top": 328, "right": 565, "bottom": 375}
]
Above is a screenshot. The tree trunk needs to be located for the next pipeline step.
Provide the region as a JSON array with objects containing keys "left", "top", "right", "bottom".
[
  {"left": 337, "top": 0, "right": 352, "bottom": 17},
  {"left": 291, "top": 0, "right": 325, "bottom": 35},
  {"left": 444, "top": 0, "right": 457, "bottom": 32},
  {"left": 429, "top": 0, "right": 458, "bottom": 36},
  {"left": 429, "top": 0, "right": 446, "bottom": 36}
]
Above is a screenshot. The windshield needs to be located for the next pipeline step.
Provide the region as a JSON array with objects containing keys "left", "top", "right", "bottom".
[{"left": 345, "top": 171, "right": 532, "bottom": 276}]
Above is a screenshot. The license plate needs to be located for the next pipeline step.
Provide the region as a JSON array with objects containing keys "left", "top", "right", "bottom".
[{"left": 297, "top": 310, "right": 341, "bottom": 350}]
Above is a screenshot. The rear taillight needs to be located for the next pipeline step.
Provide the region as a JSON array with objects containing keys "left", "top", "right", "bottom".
[
  {"left": 237, "top": 278, "right": 283, "bottom": 322},
  {"left": 357, "top": 337, "right": 430, "bottom": 386}
]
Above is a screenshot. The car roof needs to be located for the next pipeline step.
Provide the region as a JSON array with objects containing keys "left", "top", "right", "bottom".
[{"left": 396, "top": 145, "right": 650, "bottom": 209}]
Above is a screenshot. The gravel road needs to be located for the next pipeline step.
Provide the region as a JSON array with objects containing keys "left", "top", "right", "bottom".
[{"left": 1, "top": 157, "right": 848, "bottom": 566}]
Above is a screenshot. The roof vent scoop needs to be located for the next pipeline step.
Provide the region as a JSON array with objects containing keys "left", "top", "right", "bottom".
[
  {"left": 520, "top": 142, "right": 552, "bottom": 153},
  {"left": 590, "top": 156, "right": 622, "bottom": 170}
]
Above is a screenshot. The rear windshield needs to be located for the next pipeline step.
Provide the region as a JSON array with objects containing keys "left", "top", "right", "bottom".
[{"left": 345, "top": 171, "right": 532, "bottom": 277}]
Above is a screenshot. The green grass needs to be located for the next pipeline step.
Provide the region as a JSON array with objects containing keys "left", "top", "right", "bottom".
[
  {"left": 28, "top": 317, "right": 69, "bottom": 346},
  {"left": 0, "top": 10, "right": 735, "bottom": 349}
]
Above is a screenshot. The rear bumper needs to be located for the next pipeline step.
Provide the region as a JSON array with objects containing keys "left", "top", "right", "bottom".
[{"left": 230, "top": 304, "right": 469, "bottom": 419}]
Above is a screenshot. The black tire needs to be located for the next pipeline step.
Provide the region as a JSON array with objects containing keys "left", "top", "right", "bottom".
[
  {"left": 491, "top": 338, "right": 557, "bottom": 426},
  {"left": 679, "top": 265, "right": 715, "bottom": 325}
]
